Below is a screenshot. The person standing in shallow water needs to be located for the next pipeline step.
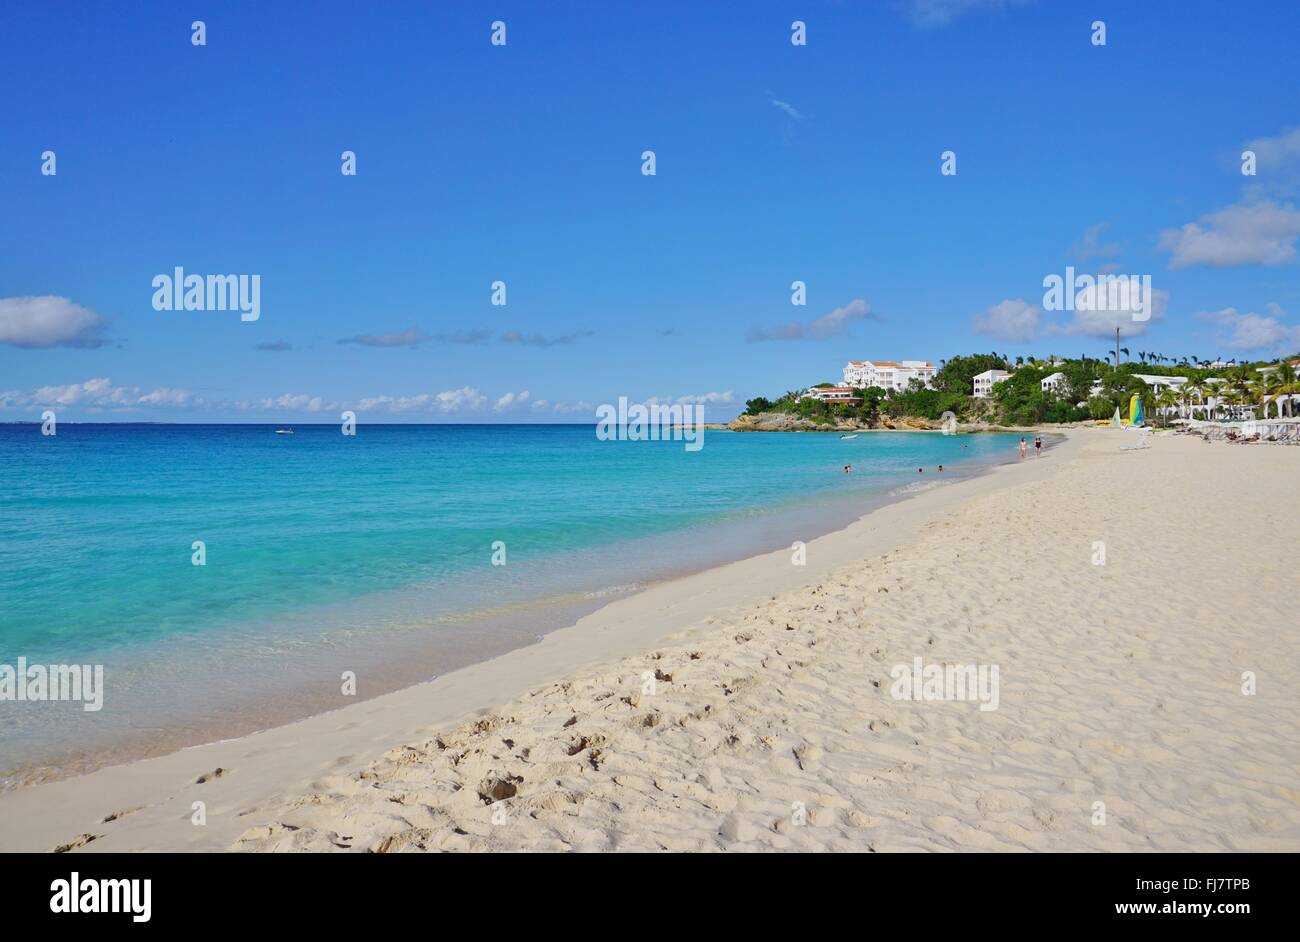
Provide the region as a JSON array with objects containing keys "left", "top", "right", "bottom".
[
  {"left": 1019, "top": 437, "right": 1028, "bottom": 460},
  {"left": 1034, "top": 434, "right": 1042, "bottom": 457}
]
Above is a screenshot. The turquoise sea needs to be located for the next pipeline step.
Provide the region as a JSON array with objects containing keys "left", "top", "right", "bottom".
[{"left": 0, "top": 423, "right": 1027, "bottom": 784}]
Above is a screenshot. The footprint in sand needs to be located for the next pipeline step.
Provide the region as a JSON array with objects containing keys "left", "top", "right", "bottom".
[
  {"left": 52, "top": 832, "right": 100, "bottom": 853},
  {"left": 100, "top": 805, "right": 145, "bottom": 823}
]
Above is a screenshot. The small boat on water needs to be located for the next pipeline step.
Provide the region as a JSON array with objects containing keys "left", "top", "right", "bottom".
[
  {"left": 274, "top": 429, "right": 294, "bottom": 435},
  {"left": 839, "top": 434, "right": 859, "bottom": 440}
]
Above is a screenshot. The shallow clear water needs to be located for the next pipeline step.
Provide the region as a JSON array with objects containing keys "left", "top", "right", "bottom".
[{"left": 0, "top": 423, "right": 1024, "bottom": 782}]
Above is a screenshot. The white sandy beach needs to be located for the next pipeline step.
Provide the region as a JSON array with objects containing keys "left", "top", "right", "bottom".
[{"left": 1, "top": 428, "right": 1297, "bottom": 853}]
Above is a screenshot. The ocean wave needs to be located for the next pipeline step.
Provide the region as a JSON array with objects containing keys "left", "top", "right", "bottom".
[
  {"left": 888, "top": 478, "right": 953, "bottom": 497},
  {"left": 583, "top": 583, "right": 643, "bottom": 599}
]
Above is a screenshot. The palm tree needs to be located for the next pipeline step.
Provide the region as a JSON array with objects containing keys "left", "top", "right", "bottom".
[
  {"left": 1250, "top": 371, "right": 1278, "bottom": 418},
  {"left": 1191, "top": 385, "right": 1214, "bottom": 421},
  {"left": 1272, "top": 362, "right": 1299, "bottom": 417},
  {"left": 1228, "top": 364, "right": 1254, "bottom": 401},
  {"left": 1221, "top": 386, "right": 1246, "bottom": 420},
  {"left": 1155, "top": 388, "right": 1179, "bottom": 426}
]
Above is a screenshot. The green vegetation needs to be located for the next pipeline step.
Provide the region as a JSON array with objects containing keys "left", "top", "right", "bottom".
[
  {"left": 880, "top": 385, "right": 966, "bottom": 421},
  {"left": 743, "top": 350, "right": 1300, "bottom": 428},
  {"left": 745, "top": 386, "right": 888, "bottom": 425},
  {"left": 931, "top": 354, "right": 1010, "bottom": 395}
]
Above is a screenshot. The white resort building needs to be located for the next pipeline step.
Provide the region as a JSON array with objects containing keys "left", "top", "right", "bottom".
[
  {"left": 1134, "top": 374, "right": 1189, "bottom": 394},
  {"left": 1256, "top": 359, "right": 1300, "bottom": 375},
  {"left": 1088, "top": 374, "right": 1190, "bottom": 398},
  {"left": 1040, "top": 372, "right": 1067, "bottom": 395},
  {"left": 842, "top": 359, "right": 936, "bottom": 392},
  {"left": 972, "top": 369, "right": 1010, "bottom": 398}
]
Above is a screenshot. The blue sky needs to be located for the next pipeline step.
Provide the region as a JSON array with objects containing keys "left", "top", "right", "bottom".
[{"left": 3, "top": 0, "right": 1299, "bottom": 421}]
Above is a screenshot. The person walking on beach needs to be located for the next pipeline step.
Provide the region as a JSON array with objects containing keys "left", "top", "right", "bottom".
[
  {"left": 1034, "top": 434, "right": 1042, "bottom": 458},
  {"left": 1019, "top": 437, "right": 1027, "bottom": 460}
]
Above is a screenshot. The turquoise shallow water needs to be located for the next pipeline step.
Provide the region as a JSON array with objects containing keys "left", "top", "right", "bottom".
[{"left": 0, "top": 423, "right": 1025, "bottom": 782}]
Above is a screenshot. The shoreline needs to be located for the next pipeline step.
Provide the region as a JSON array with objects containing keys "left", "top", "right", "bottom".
[
  {"left": 0, "top": 430, "right": 1037, "bottom": 793},
  {"left": 0, "top": 431, "right": 1077, "bottom": 852},
  {"left": 230, "top": 426, "right": 1296, "bottom": 853}
]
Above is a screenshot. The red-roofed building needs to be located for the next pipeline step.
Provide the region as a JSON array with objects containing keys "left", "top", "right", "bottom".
[{"left": 800, "top": 386, "right": 862, "bottom": 405}]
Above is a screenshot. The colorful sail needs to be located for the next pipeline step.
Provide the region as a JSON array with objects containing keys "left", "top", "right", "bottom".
[
  {"left": 1111, "top": 406, "right": 1122, "bottom": 427},
  {"left": 1129, "top": 393, "right": 1144, "bottom": 426}
]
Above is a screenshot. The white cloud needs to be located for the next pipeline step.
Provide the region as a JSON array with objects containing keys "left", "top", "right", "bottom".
[
  {"left": 673, "top": 391, "right": 735, "bottom": 405},
  {"left": 2, "top": 377, "right": 204, "bottom": 411},
  {"left": 0, "top": 378, "right": 605, "bottom": 421},
  {"left": 1197, "top": 304, "right": 1300, "bottom": 352},
  {"left": 748, "top": 298, "right": 875, "bottom": 342},
  {"left": 770, "top": 99, "right": 801, "bottom": 120},
  {"left": 1243, "top": 127, "right": 1300, "bottom": 175},
  {"left": 977, "top": 279, "right": 1168, "bottom": 343},
  {"left": 1074, "top": 223, "right": 1120, "bottom": 260},
  {"left": 645, "top": 391, "right": 736, "bottom": 406},
  {"left": 973, "top": 299, "right": 1040, "bottom": 342},
  {"left": 1046, "top": 285, "right": 1168, "bottom": 339},
  {"left": 0, "top": 296, "right": 108, "bottom": 349},
  {"left": 1158, "top": 200, "right": 1300, "bottom": 268},
  {"left": 241, "top": 393, "right": 332, "bottom": 412},
  {"left": 435, "top": 387, "right": 487, "bottom": 412},
  {"left": 493, "top": 390, "right": 531, "bottom": 411},
  {"left": 906, "top": 0, "right": 1031, "bottom": 28},
  {"left": 135, "top": 387, "right": 197, "bottom": 407},
  {"left": 355, "top": 387, "right": 488, "bottom": 414}
]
